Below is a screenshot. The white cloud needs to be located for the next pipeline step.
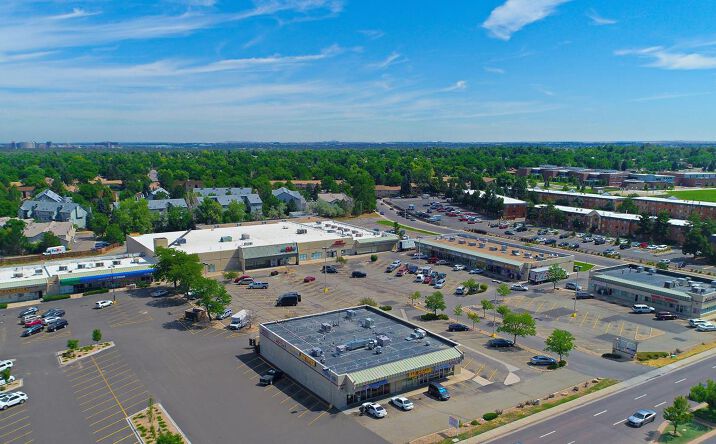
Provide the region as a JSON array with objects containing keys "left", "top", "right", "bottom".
[
  {"left": 484, "top": 66, "right": 505, "bottom": 74},
  {"left": 533, "top": 84, "right": 554, "bottom": 96},
  {"left": 47, "top": 8, "right": 100, "bottom": 21},
  {"left": 369, "top": 51, "right": 404, "bottom": 69},
  {"left": 629, "top": 92, "right": 711, "bottom": 102},
  {"left": 586, "top": 9, "right": 616, "bottom": 26},
  {"left": 358, "top": 29, "right": 384, "bottom": 40},
  {"left": 616, "top": 46, "right": 716, "bottom": 70},
  {"left": 442, "top": 80, "right": 467, "bottom": 92},
  {"left": 482, "top": 0, "right": 571, "bottom": 41}
]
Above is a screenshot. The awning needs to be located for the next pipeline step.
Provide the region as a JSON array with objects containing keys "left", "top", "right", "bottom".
[{"left": 347, "top": 347, "right": 463, "bottom": 387}]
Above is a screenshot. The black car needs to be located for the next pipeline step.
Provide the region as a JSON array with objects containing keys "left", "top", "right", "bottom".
[
  {"left": 351, "top": 271, "right": 367, "bottom": 278},
  {"left": 46, "top": 318, "right": 69, "bottom": 332},
  {"left": 259, "top": 369, "right": 284, "bottom": 385},
  {"left": 276, "top": 292, "right": 301, "bottom": 307},
  {"left": 619, "top": 243, "right": 631, "bottom": 249},
  {"left": 544, "top": 239, "right": 557, "bottom": 245},
  {"left": 558, "top": 241, "right": 570, "bottom": 247},
  {"left": 504, "top": 230, "right": 515, "bottom": 236},
  {"left": 42, "top": 308, "right": 65, "bottom": 318},
  {"left": 321, "top": 265, "right": 337, "bottom": 274},
  {"left": 21, "top": 324, "right": 44, "bottom": 337},
  {"left": 18, "top": 307, "right": 38, "bottom": 318},
  {"left": 488, "top": 338, "right": 515, "bottom": 348},
  {"left": 570, "top": 243, "right": 581, "bottom": 249},
  {"left": 559, "top": 233, "right": 570, "bottom": 239},
  {"left": 448, "top": 323, "right": 470, "bottom": 332}
]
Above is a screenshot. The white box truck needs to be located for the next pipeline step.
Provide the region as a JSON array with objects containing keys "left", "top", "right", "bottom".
[{"left": 229, "top": 310, "right": 250, "bottom": 330}]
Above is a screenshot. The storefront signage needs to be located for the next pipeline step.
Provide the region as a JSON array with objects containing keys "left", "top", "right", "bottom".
[
  {"left": 298, "top": 352, "right": 316, "bottom": 367},
  {"left": 407, "top": 367, "right": 432, "bottom": 378},
  {"left": 366, "top": 379, "right": 388, "bottom": 389},
  {"left": 331, "top": 240, "right": 347, "bottom": 247},
  {"left": 280, "top": 245, "right": 295, "bottom": 253}
]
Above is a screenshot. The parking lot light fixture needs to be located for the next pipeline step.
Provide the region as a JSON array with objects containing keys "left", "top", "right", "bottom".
[{"left": 322, "top": 247, "right": 328, "bottom": 293}]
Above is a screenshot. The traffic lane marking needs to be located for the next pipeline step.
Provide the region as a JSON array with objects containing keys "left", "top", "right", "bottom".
[
  {"left": 674, "top": 378, "right": 686, "bottom": 384},
  {"left": 654, "top": 401, "right": 667, "bottom": 407},
  {"left": 593, "top": 409, "right": 607, "bottom": 416},
  {"left": 634, "top": 394, "right": 647, "bottom": 400},
  {"left": 613, "top": 418, "right": 627, "bottom": 426},
  {"left": 539, "top": 430, "right": 556, "bottom": 438}
]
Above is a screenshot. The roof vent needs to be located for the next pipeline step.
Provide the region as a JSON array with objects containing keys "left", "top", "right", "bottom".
[
  {"left": 241, "top": 233, "right": 250, "bottom": 240},
  {"left": 112, "top": 260, "right": 121, "bottom": 265},
  {"left": 176, "top": 238, "right": 187, "bottom": 245},
  {"left": 320, "top": 322, "right": 332, "bottom": 333},
  {"left": 34, "top": 269, "right": 43, "bottom": 275},
  {"left": 58, "top": 265, "right": 68, "bottom": 271},
  {"left": 296, "top": 229, "right": 307, "bottom": 234},
  {"left": 361, "top": 318, "right": 375, "bottom": 329},
  {"left": 374, "top": 346, "right": 383, "bottom": 354},
  {"left": 78, "top": 263, "right": 86, "bottom": 269},
  {"left": 220, "top": 236, "right": 233, "bottom": 242},
  {"left": 12, "top": 271, "right": 23, "bottom": 278}
]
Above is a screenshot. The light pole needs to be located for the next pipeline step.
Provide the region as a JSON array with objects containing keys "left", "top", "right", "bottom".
[
  {"left": 572, "top": 268, "right": 579, "bottom": 317},
  {"left": 110, "top": 265, "right": 117, "bottom": 303},
  {"left": 492, "top": 286, "right": 498, "bottom": 337},
  {"left": 322, "top": 247, "right": 328, "bottom": 293}
]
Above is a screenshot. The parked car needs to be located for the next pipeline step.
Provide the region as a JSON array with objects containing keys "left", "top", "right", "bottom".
[
  {"left": 24, "top": 318, "right": 43, "bottom": 327},
  {"left": 41, "top": 316, "right": 61, "bottom": 325},
  {"left": 468, "top": 268, "right": 484, "bottom": 275},
  {"left": 21, "top": 315, "right": 40, "bottom": 326},
  {"left": 627, "top": 409, "right": 656, "bottom": 427},
  {"left": 415, "top": 274, "right": 425, "bottom": 283},
  {"left": 511, "top": 284, "right": 528, "bottom": 291},
  {"left": 423, "top": 275, "right": 433, "bottom": 285},
  {"left": 93, "top": 241, "right": 110, "bottom": 250},
  {"left": 488, "top": 338, "right": 514, "bottom": 348},
  {"left": 632, "top": 304, "right": 655, "bottom": 314},
  {"left": 575, "top": 291, "right": 593, "bottom": 300},
  {"left": 412, "top": 253, "right": 427, "bottom": 260},
  {"left": 303, "top": 276, "right": 316, "bottom": 283},
  {"left": 452, "top": 264, "right": 465, "bottom": 271},
  {"left": 17, "top": 307, "right": 38, "bottom": 318},
  {"left": 570, "top": 243, "right": 581, "bottom": 249},
  {"left": 565, "top": 282, "right": 581, "bottom": 291},
  {"left": 454, "top": 285, "right": 465, "bottom": 296},
  {"left": 659, "top": 259, "right": 671, "bottom": 264},
  {"left": 321, "top": 265, "right": 337, "bottom": 274},
  {"left": 504, "top": 230, "right": 515, "bottom": 236},
  {"left": 276, "top": 292, "right": 301, "bottom": 307},
  {"left": 234, "top": 275, "right": 252, "bottom": 283},
  {"left": 619, "top": 243, "right": 631, "bottom": 249},
  {"left": 248, "top": 281, "right": 269, "bottom": 289},
  {"left": 0, "top": 391, "right": 28, "bottom": 410},
  {"left": 427, "top": 382, "right": 450, "bottom": 401},
  {"left": 433, "top": 280, "right": 445, "bottom": 289},
  {"left": 696, "top": 323, "right": 716, "bottom": 332},
  {"left": 216, "top": 308, "right": 233, "bottom": 320},
  {"left": 529, "top": 355, "right": 558, "bottom": 366},
  {"left": 46, "top": 319, "right": 69, "bottom": 332},
  {"left": 689, "top": 318, "right": 709, "bottom": 328},
  {"left": 351, "top": 271, "right": 367, "bottom": 278},
  {"left": 237, "top": 277, "right": 254, "bottom": 285},
  {"left": 448, "top": 323, "right": 469, "bottom": 332},
  {"left": 0, "top": 360, "right": 13, "bottom": 372},
  {"left": 360, "top": 402, "right": 387, "bottom": 418},
  {"left": 95, "top": 300, "right": 113, "bottom": 309},
  {"left": 0, "top": 375, "right": 15, "bottom": 386},
  {"left": 42, "top": 308, "right": 65, "bottom": 318},
  {"left": 21, "top": 324, "right": 43, "bottom": 337},
  {"left": 259, "top": 369, "right": 284, "bottom": 385},
  {"left": 544, "top": 239, "right": 557, "bottom": 245},
  {"left": 150, "top": 289, "right": 169, "bottom": 297},
  {"left": 390, "top": 396, "right": 414, "bottom": 411},
  {"left": 655, "top": 311, "right": 677, "bottom": 320},
  {"left": 435, "top": 259, "right": 449, "bottom": 266},
  {"left": 558, "top": 241, "right": 570, "bottom": 247},
  {"left": 559, "top": 233, "right": 570, "bottom": 239},
  {"left": 396, "top": 269, "right": 406, "bottom": 277}
]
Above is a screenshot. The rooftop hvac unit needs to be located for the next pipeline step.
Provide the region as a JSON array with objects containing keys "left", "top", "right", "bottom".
[
  {"left": 361, "top": 318, "right": 375, "bottom": 328},
  {"left": 176, "top": 238, "right": 187, "bottom": 245},
  {"left": 310, "top": 347, "right": 323, "bottom": 357},
  {"left": 243, "top": 242, "right": 253, "bottom": 246},
  {"left": 296, "top": 229, "right": 307, "bottom": 234},
  {"left": 468, "top": 242, "right": 476, "bottom": 247},
  {"left": 96, "top": 262, "right": 104, "bottom": 267},
  {"left": 346, "top": 338, "right": 371, "bottom": 350},
  {"left": 345, "top": 309, "right": 356, "bottom": 319},
  {"left": 58, "top": 265, "right": 68, "bottom": 271},
  {"left": 112, "top": 260, "right": 121, "bottom": 265},
  {"left": 220, "top": 236, "right": 233, "bottom": 242},
  {"left": 320, "top": 322, "right": 332, "bottom": 333},
  {"left": 711, "top": 281, "right": 716, "bottom": 288},
  {"left": 132, "top": 257, "right": 141, "bottom": 263},
  {"left": 355, "top": 233, "right": 363, "bottom": 237},
  {"left": 366, "top": 339, "right": 377, "bottom": 350},
  {"left": 335, "top": 344, "right": 347, "bottom": 353},
  {"left": 413, "top": 328, "right": 426, "bottom": 339},
  {"left": 376, "top": 335, "right": 391, "bottom": 347},
  {"left": 78, "top": 264, "right": 86, "bottom": 269},
  {"left": 374, "top": 346, "right": 383, "bottom": 354},
  {"left": 677, "top": 278, "right": 688, "bottom": 286},
  {"left": 241, "top": 233, "right": 250, "bottom": 240},
  {"left": 34, "top": 269, "right": 43, "bottom": 275},
  {"left": 664, "top": 281, "right": 673, "bottom": 289}
]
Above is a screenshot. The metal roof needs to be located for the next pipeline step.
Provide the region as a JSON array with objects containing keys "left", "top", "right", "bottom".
[
  {"left": 416, "top": 238, "right": 526, "bottom": 267},
  {"left": 348, "top": 347, "right": 463, "bottom": 386}
]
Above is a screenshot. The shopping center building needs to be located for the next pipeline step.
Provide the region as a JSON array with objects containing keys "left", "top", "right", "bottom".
[
  {"left": 126, "top": 220, "right": 399, "bottom": 273},
  {"left": 259, "top": 306, "right": 463, "bottom": 409}
]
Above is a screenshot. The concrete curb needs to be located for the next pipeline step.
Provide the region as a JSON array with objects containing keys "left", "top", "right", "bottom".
[
  {"left": 56, "top": 341, "right": 115, "bottom": 367},
  {"left": 469, "top": 346, "right": 716, "bottom": 443}
]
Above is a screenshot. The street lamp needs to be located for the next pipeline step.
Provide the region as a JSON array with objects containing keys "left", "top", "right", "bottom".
[
  {"left": 110, "top": 265, "right": 117, "bottom": 302},
  {"left": 571, "top": 267, "right": 580, "bottom": 317},
  {"left": 322, "top": 247, "right": 328, "bottom": 293}
]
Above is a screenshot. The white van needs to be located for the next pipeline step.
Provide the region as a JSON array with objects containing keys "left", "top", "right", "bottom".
[
  {"left": 43, "top": 246, "right": 66, "bottom": 256},
  {"left": 455, "top": 286, "right": 466, "bottom": 296},
  {"left": 632, "top": 304, "right": 655, "bottom": 314},
  {"left": 229, "top": 310, "right": 250, "bottom": 330}
]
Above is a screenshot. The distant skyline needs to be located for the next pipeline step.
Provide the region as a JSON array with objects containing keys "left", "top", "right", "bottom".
[{"left": 1, "top": 1, "right": 715, "bottom": 142}]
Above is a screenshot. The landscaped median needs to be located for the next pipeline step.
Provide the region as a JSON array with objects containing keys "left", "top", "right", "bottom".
[
  {"left": 636, "top": 341, "right": 716, "bottom": 367},
  {"left": 129, "top": 399, "right": 189, "bottom": 444},
  {"left": 56, "top": 340, "right": 114, "bottom": 366},
  {"left": 376, "top": 219, "right": 440, "bottom": 236}
]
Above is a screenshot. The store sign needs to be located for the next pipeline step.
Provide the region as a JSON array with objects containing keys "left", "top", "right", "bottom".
[
  {"left": 651, "top": 294, "right": 677, "bottom": 304},
  {"left": 407, "top": 367, "right": 432, "bottom": 378},
  {"left": 331, "top": 240, "right": 347, "bottom": 247},
  {"left": 280, "top": 245, "right": 295, "bottom": 253},
  {"left": 366, "top": 379, "right": 388, "bottom": 389},
  {"left": 299, "top": 352, "right": 316, "bottom": 367}
]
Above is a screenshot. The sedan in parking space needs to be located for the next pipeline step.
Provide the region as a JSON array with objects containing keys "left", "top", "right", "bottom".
[
  {"left": 248, "top": 281, "right": 269, "bottom": 289},
  {"left": 303, "top": 276, "right": 316, "bottom": 283},
  {"left": 570, "top": 243, "right": 581, "bottom": 249},
  {"left": 41, "top": 316, "right": 62, "bottom": 325},
  {"left": 435, "top": 259, "right": 450, "bottom": 266},
  {"left": 360, "top": 402, "right": 387, "bottom": 418},
  {"left": 627, "top": 409, "right": 656, "bottom": 427},
  {"left": 21, "top": 324, "right": 44, "bottom": 337},
  {"left": 447, "top": 323, "right": 470, "bottom": 332},
  {"left": 259, "top": 369, "right": 284, "bottom": 385},
  {"left": 47, "top": 318, "right": 69, "bottom": 332},
  {"left": 423, "top": 276, "right": 433, "bottom": 285},
  {"left": 655, "top": 311, "right": 677, "bottom": 320},
  {"left": 95, "top": 300, "right": 113, "bottom": 309},
  {"left": 453, "top": 264, "right": 465, "bottom": 271},
  {"left": 696, "top": 322, "right": 716, "bottom": 332},
  {"left": 511, "top": 284, "right": 529, "bottom": 291},
  {"left": 565, "top": 282, "right": 581, "bottom": 291},
  {"left": 42, "top": 308, "right": 65, "bottom": 318},
  {"left": 688, "top": 318, "right": 709, "bottom": 328},
  {"left": 237, "top": 277, "right": 254, "bottom": 285},
  {"left": 529, "top": 355, "right": 558, "bottom": 366},
  {"left": 150, "top": 289, "right": 169, "bottom": 297},
  {"left": 390, "top": 397, "right": 414, "bottom": 411},
  {"left": 18, "top": 307, "right": 38, "bottom": 318},
  {"left": 433, "top": 280, "right": 445, "bottom": 289},
  {"left": 351, "top": 271, "right": 367, "bottom": 278},
  {"left": 24, "top": 318, "right": 43, "bottom": 327},
  {"left": 504, "top": 230, "right": 515, "bottom": 236},
  {"left": 468, "top": 268, "right": 484, "bottom": 275},
  {"left": 412, "top": 253, "right": 427, "bottom": 260},
  {"left": 0, "top": 360, "right": 13, "bottom": 372},
  {"left": 659, "top": 259, "right": 671, "bottom": 264},
  {"left": 558, "top": 241, "right": 570, "bottom": 247},
  {"left": 488, "top": 338, "right": 515, "bottom": 348},
  {"left": 321, "top": 266, "right": 337, "bottom": 274},
  {"left": 0, "top": 391, "right": 28, "bottom": 410}
]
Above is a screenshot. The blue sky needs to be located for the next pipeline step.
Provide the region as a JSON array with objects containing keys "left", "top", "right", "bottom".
[{"left": 1, "top": 0, "right": 715, "bottom": 142}]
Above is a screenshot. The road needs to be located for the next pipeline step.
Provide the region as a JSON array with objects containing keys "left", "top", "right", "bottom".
[{"left": 486, "top": 354, "right": 716, "bottom": 444}]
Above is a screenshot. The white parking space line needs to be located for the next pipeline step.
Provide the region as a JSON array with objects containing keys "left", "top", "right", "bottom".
[
  {"left": 593, "top": 410, "right": 607, "bottom": 417},
  {"left": 539, "top": 430, "right": 556, "bottom": 438},
  {"left": 674, "top": 378, "right": 686, "bottom": 384},
  {"left": 634, "top": 394, "right": 647, "bottom": 400},
  {"left": 567, "top": 441, "right": 575, "bottom": 444},
  {"left": 654, "top": 401, "right": 667, "bottom": 408},
  {"left": 613, "top": 418, "right": 627, "bottom": 426}
]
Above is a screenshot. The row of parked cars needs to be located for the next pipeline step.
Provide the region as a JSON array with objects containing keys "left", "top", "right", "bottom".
[
  {"left": 359, "top": 382, "right": 450, "bottom": 418},
  {"left": 17, "top": 306, "right": 68, "bottom": 337},
  {"left": 0, "top": 359, "right": 28, "bottom": 410}
]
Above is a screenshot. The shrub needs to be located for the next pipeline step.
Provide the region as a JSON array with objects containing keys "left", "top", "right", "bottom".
[
  {"left": 547, "top": 363, "right": 558, "bottom": 370},
  {"left": 558, "top": 360, "right": 567, "bottom": 367},
  {"left": 67, "top": 339, "right": 79, "bottom": 351},
  {"left": 479, "top": 283, "right": 488, "bottom": 291},
  {"left": 470, "top": 419, "right": 479, "bottom": 426},
  {"left": 43, "top": 294, "right": 70, "bottom": 302},
  {"left": 370, "top": 254, "right": 378, "bottom": 262},
  {"left": 136, "top": 281, "right": 150, "bottom": 288},
  {"left": 0, "top": 303, "right": 6, "bottom": 310},
  {"left": 379, "top": 305, "right": 392, "bottom": 311},
  {"left": 83, "top": 288, "right": 109, "bottom": 296},
  {"left": 92, "top": 329, "right": 102, "bottom": 343},
  {"left": 359, "top": 297, "right": 378, "bottom": 307},
  {"left": 420, "top": 313, "right": 449, "bottom": 321},
  {"left": 636, "top": 351, "right": 669, "bottom": 361},
  {"left": 482, "top": 412, "right": 498, "bottom": 421},
  {"left": 223, "top": 271, "right": 238, "bottom": 280}
]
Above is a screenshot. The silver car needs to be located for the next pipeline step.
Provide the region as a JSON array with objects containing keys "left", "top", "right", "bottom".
[{"left": 627, "top": 409, "right": 656, "bottom": 427}]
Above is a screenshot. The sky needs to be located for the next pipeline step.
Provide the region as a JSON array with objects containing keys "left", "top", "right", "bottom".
[{"left": 1, "top": 0, "right": 716, "bottom": 142}]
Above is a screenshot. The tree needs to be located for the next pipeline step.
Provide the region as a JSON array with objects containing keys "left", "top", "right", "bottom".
[
  {"left": 409, "top": 291, "right": 421, "bottom": 306},
  {"left": 392, "top": 220, "right": 400, "bottom": 233},
  {"left": 195, "top": 198, "right": 223, "bottom": 225},
  {"left": 67, "top": 339, "right": 79, "bottom": 351},
  {"left": 663, "top": 396, "right": 692, "bottom": 436},
  {"left": 112, "top": 199, "right": 155, "bottom": 234},
  {"left": 496, "top": 304, "right": 511, "bottom": 317},
  {"left": 453, "top": 304, "right": 463, "bottom": 320},
  {"left": 498, "top": 312, "right": 536, "bottom": 345},
  {"left": 89, "top": 212, "right": 109, "bottom": 237},
  {"left": 480, "top": 299, "right": 494, "bottom": 318},
  {"left": 547, "top": 264, "right": 568, "bottom": 289},
  {"left": 1, "top": 368, "right": 11, "bottom": 384},
  {"left": 92, "top": 329, "right": 102, "bottom": 343},
  {"left": 0, "top": 218, "right": 27, "bottom": 255},
  {"left": 653, "top": 211, "right": 671, "bottom": 243},
  {"left": 359, "top": 297, "right": 378, "bottom": 307},
  {"left": 544, "top": 329, "right": 575, "bottom": 362},
  {"left": 496, "top": 283, "right": 511, "bottom": 301},
  {"left": 425, "top": 291, "right": 446, "bottom": 315},
  {"left": 165, "top": 206, "right": 193, "bottom": 231},
  {"left": 223, "top": 200, "right": 246, "bottom": 223},
  {"left": 152, "top": 247, "right": 203, "bottom": 291},
  {"left": 618, "top": 197, "right": 638, "bottom": 214},
  {"left": 347, "top": 170, "right": 376, "bottom": 215},
  {"left": 689, "top": 379, "right": 716, "bottom": 410},
  {"left": 467, "top": 311, "right": 480, "bottom": 329},
  {"left": 193, "top": 277, "right": 232, "bottom": 320},
  {"left": 637, "top": 212, "right": 654, "bottom": 240},
  {"left": 103, "top": 224, "right": 125, "bottom": 245},
  {"left": 156, "top": 432, "right": 184, "bottom": 444},
  {"left": 33, "top": 231, "right": 62, "bottom": 253},
  {"left": 462, "top": 278, "right": 480, "bottom": 295}
]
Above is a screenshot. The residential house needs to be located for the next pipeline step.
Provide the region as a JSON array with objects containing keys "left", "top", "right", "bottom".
[
  {"left": 272, "top": 187, "right": 306, "bottom": 211},
  {"left": 317, "top": 192, "right": 352, "bottom": 206},
  {"left": 18, "top": 189, "right": 88, "bottom": 228},
  {"left": 191, "top": 187, "right": 263, "bottom": 214},
  {"left": 146, "top": 199, "right": 189, "bottom": 214},
  {"left": 0, "top": 218, "right": 76, "bottom": 247},
  {"left": 147, "top": 187, "right": 170, "bottom": 200}
]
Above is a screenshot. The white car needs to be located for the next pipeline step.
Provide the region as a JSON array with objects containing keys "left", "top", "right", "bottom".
[
  {"left": 659, "top": 259, "right": 671, "bottom": 264},
  {"left": 150, "top": 289, "right": 169, "bottom": 297},
  {"left": 696, "top": 323, "right": 716, "bottom": 332},
  {"left": 0, "top": 375, "right": 16, "bottom": 386},
  {"left": 689, "top": 318, "right": 709, "bottom": 328},
  {"left": 0, "top": 360, "right": 13, "bottom": 372},
  {"left": 95, "top": 300, "right": 113, "bottom": 309},
  {"left": 41, "top": 316, "right": 61, "bottom": 325},
  {"left": 511, "top": 284, "right": 529, "bottom": 291},
  {"left": 0, "top": 391, "right": 27, "bottom": 410},
  {"left": 391, "top": 396, "right": 414, "bottom": 411},
  {"left": 647, "top": 245, "right": 658, "bottom": 250},
  {"left": 453, "top": 264, "right": 465, "bottom": 271},
  {"left": 415, "top": 274, "right": 424, "bottom": 283},
  {"left": 390, "top": 260, "right": 401, "bottom": 267},
  {"left": 468, "top": 268, "right": 484, "bottom": 275},
  {"left": 360, "top": 402, "right": 387, "bottom": 418}
]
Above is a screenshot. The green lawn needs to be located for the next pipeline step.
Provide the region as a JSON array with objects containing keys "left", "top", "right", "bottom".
[
  {"left": 658, "top": 420, "right": 711, "bottom": 443},
  {"left": 376, "top": 219, "right": 439, "bottom": 236},
  {"left": 574, "top": 261, "right": 595, "bottom": 271},
  {"left": 667, "top": 189, "right": 716, "bottom": 203}
]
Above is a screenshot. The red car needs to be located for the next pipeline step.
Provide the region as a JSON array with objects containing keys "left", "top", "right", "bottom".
[
  {"left": 467, "top": 220, "right": 476, "bottom": 224},
  {"left": 304, "top": 276, "right": 316, "bottom": 283},
  {"left": 423, "top": 276, "right": 433, "bottom": 284},
  {"left": 25, "top": 318, "right": 43, "bottom": 327},
  {"left": 234, "top": 275, "right": 252, "bottom": 283},
  {"left": 458, "top": 217, "right": 468, "bottom": 222},
  {"left": 428, "top": 257, "right": 438, "bottom": 264},
  {"left": 396, "top": 270, "right": 405, "bottom": 277}
]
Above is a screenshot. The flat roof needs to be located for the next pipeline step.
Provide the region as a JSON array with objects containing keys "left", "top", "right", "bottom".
[
  {"left": 262, "top": 306, "right": 458, "bottom": 376},
  {"left": 464, "top": 189, "right": 526, "bottom": 205},
  {"left": 529, "top": 188, "right": 623, "bottom": 200},
  {"left": 593, "top": 265, "right": 716, "bottom": 298},
  {"left": 633, "top": 196, "right": 716, "bottom": 208},
  {"left": 130, "top": 220, "right": 387, "bottom": 254},
  {"left": 537, "top": 204, "right": 690, "bottom": 227}
]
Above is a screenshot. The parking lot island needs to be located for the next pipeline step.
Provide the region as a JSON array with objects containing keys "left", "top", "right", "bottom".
[{"left": 259, "top": 305, "right": 464, "bottom": 409}]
